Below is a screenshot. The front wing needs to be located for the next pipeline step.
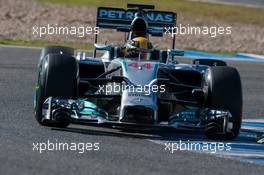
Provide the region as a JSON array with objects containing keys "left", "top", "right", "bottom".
[{"left": 42, "top": 97, "right": 233, "bottom": 135}]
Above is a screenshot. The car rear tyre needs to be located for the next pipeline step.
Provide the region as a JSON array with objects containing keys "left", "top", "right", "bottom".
[{"left": 193, "top": 59, "right": 227, "bottom": 66}]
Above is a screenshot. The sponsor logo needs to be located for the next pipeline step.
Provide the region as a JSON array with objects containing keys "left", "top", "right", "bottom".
[
  {"left": 128, "top": 62, "right": 152, "bottom": 70},
  {"left": 98, "top": 8, "right": 175, "bottom": 23}
]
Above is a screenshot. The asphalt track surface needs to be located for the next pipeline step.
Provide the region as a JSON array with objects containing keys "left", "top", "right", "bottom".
[{"left": 0, "top": 45, "right": 264, "bottom": 175}]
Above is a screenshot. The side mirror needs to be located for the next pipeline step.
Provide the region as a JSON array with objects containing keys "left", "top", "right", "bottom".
[
  {"left": 167, "top": 49, "right": 184, "bottom": 56},
  {"left": 94, "top": 44, "right": 113, "bottom": 51}
]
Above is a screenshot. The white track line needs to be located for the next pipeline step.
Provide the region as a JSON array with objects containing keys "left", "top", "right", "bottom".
[{"left": 148, "top": 119, "right": 264, "bottom": 164}]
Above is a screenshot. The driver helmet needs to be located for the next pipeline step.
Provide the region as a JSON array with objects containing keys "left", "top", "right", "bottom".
[{"left": 124, "top": 37, "right": 153, "bottom": 60}]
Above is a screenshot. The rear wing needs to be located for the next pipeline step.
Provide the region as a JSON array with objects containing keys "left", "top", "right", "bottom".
[
  {"left": 93, "top": 4, "right": 177, "bottom": 57},
  {"left": 96, "top": 7, "right": 177, "bottom": 34}
]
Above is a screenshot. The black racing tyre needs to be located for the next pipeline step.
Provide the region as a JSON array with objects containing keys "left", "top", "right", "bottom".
[
  {"left": 34, "top": 53, "right": 78, "bottom": 127},
  {"left": 204, "top": 66, "right": 242, "bottom": 140},
  {"left": 193, "top": 59, "right": 227, "bottom": 66},
  {"left": 40, "top": 46, "right": 74, "bottom": 59}
]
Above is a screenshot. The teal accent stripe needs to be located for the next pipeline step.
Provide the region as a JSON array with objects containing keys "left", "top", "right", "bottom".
[
  {"left": 119, "top": 59, "right": 128, "bottom": 73},
  {"left": 153, "top": 63, "right": 159, "bottom": 78}
]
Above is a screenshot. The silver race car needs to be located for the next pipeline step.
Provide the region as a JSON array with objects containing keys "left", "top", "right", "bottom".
[{"left": 34, "top": 3, "right": 242, "bottom": 139}]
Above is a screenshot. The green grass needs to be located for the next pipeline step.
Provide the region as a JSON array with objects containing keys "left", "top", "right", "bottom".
[
  {"left": 0, "top": 38, "right": 93, "bottom": 50},
  {"left": 36, "top": 0, "right": 264, "bottom": 26}
]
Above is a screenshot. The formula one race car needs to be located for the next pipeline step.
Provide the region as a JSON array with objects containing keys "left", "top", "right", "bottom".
[{"left": 34, "top": 3, "right": 242, "bottom": 139}]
